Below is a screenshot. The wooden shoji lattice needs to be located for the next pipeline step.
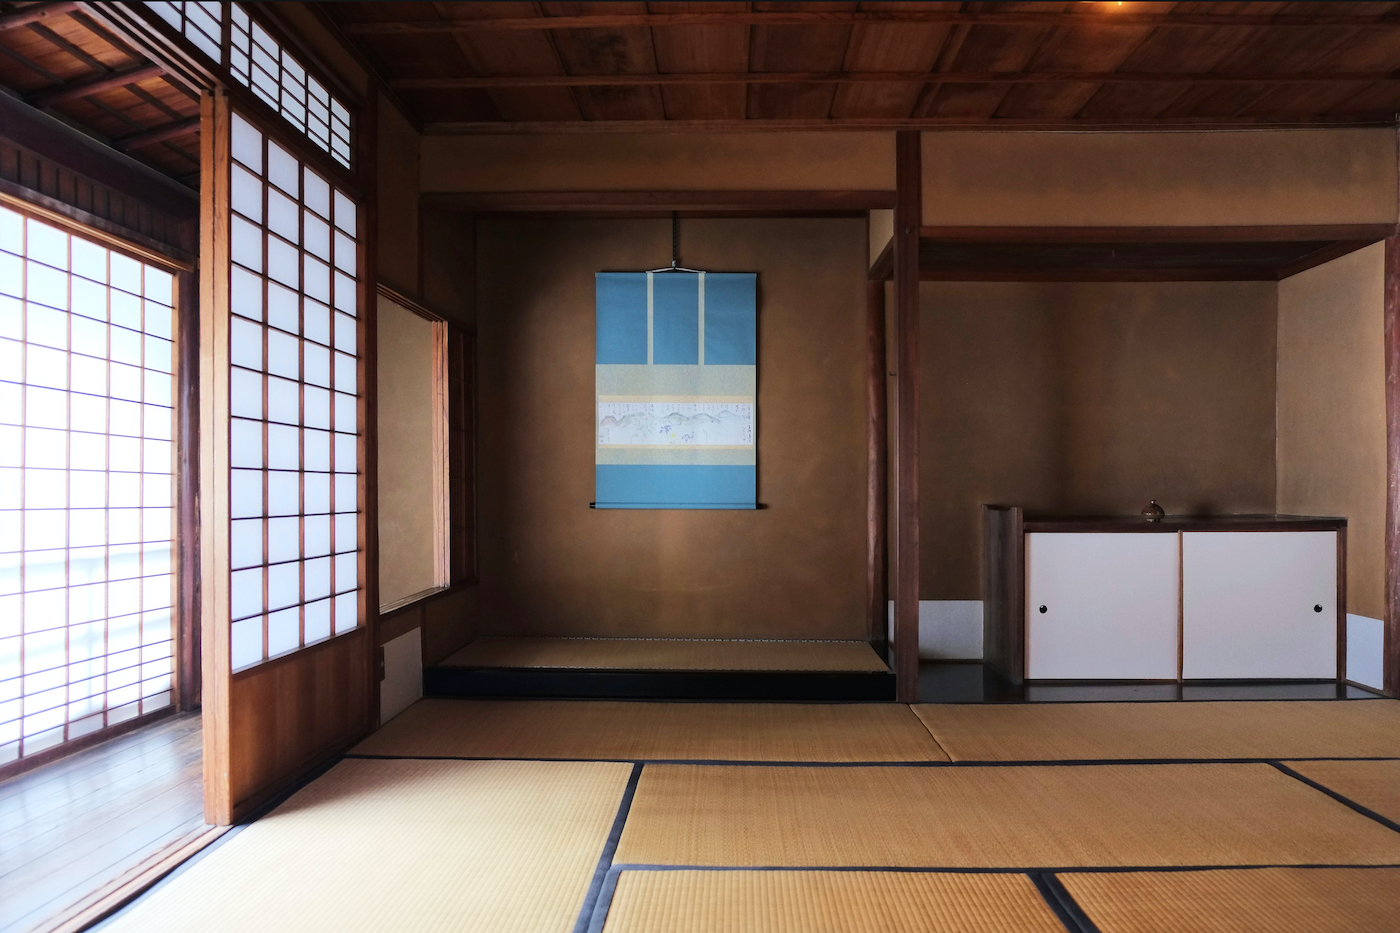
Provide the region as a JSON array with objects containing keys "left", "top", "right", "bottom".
[
  {"left": 224, "top": 110, "right": 360, "bottom": 670},
  {"left": 145, "top": 0, "right": 223, "bottom": 63},
  {"left": 0, "top": 205, "right": 177, "bottom": 767},
  {"left": 228, "top": 5, "right": 351, "bottom": 170}
]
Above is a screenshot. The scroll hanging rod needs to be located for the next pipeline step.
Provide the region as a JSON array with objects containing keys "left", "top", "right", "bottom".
[{"left": 648, "top": 211, "right": 704, "bottom": 274}]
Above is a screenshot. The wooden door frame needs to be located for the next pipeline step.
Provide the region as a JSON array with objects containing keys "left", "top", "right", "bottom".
[{"left": 1384, "top": 235, "right": 1400, "bottom": 697}]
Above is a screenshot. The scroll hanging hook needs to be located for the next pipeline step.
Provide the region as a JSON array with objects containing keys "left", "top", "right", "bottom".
[{"left": 648, "top": 210, "right": 703, "bottom": 274}]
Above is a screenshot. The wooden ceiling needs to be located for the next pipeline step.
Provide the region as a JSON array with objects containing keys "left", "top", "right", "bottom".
[
  {"left": 323, "top": 1, "right": 1400, "bottom": 132},
  {"left": 0, "top": 2, "right": 199, "bottom": 182}
]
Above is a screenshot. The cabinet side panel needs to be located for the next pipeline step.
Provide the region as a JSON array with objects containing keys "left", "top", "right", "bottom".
[
  {"left": 982, "top": 506, "right": 1023, "bottom": 683},
  {"left": 1182, "top": 531, "right": 1338, "bottom": 679}
]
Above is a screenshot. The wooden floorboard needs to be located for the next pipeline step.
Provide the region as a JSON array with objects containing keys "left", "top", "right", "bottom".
[
  {"left": 0, "top": 716, "right": 195, "bottom": 806},
  {"left": 1, "top": 740, "right": 203, "bottom": 854},
  {"left": 0, "top": 712, "right": 206, "bottom": 933}
]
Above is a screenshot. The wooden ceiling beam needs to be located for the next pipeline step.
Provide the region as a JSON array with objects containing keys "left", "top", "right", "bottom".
[
  {"left": 26, "top": 63, "right": 165, "bottom": 107},
  {"left": 0, "top": 1, "right": 80, "bottom": 32},
  {"left": 391, "top": 71, "right": 1400, "bottom": 90},
  {"left": 114, "top": 117, "right": 199, "bottom": 151},
  {"left": 340, "top": 11, "right": 1400, "bottom": 33},
  {"left": 422, "top": 115, "right": 1396, "bottom": 134}
]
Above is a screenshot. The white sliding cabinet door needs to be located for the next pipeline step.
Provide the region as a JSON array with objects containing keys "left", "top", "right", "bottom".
[
  {"left": 1026, "top": 532, "right": 1179, "bottom": 680},
  {"left": 1182, "top": 532, "right": 1336, "bottom": 679}
]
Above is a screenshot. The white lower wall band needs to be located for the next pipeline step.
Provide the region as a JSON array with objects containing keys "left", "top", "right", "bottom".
[
  {"left": 1347, "top": 614, "right": 1384, "bottom": 691},
  {"left": 886, "top": 600, "right": 984, "bottom": 661},
  {"left": 380, "top": 627, "right": 423, "bottom": 724}
]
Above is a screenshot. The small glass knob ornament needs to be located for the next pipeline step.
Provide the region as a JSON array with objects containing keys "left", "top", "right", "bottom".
[{"left": 1141, "top": 500, "right": 1165, "bottom": 522}]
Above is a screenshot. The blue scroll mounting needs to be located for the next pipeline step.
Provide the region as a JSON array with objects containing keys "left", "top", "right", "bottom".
[{"left": 595, "top": 271, "right": 757, "bottom": 509}]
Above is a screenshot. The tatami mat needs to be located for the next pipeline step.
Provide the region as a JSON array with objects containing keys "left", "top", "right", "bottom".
[
  {"left": 613, "top": 763, "right": 1400, "bottom": 868},
  {"left": 1060, "top": 868, "right": 1400, "bottom": 933},
  {"left": 440, "top": 636, "right": 889, "bottom": 671},
  {"left": 98, "top": 758, "right": 631, "bottom": 933},
  {"left": 1284, "top": 759, "right": 1400, "bottom": 826},
  {"left": 598, "top": 870, "right": 1066, "bottom": 933},
  {"left": 913, "top": 700, "right": 1400, "bottom": 761},
  {"left": 353, "top": 699, "right": 948, "bottom": 762}
]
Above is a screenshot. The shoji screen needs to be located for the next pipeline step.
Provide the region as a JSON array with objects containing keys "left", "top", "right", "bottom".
[
  {"left": 224, "top": 111, "right": 360, "bottom": 670},
  {"left": 0, "top": 207, "right": 176, "bottom": 767}
]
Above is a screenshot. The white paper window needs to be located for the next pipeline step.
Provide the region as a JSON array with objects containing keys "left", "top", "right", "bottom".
[
  {"left": 229, "top": 5, "right": 352, "bottom": 169},
  {"left": 145, "top": 1, "right": 223, "bottom": 63},
  {"left": 226, "top": 112, "right": 360, "bottom": 672},
  {"left": 0, "top": 207, "right": 176, "bottom": 767}
]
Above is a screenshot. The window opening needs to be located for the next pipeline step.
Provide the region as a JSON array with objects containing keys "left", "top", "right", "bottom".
[
  {"left": 146, "top": 0, "right": 223, "bottom": 63},
  {"left": 229, "top": 5, "right": 351, "bottom": 169},
  {"left": 142, "top": 1, "right": 352, "bottom": 169},
  {"left": 0, "top": 206, "right": 177, "bottom": 767}
]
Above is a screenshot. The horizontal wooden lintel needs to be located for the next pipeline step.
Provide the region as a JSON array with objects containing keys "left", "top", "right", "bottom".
[
  {"left": 392, "top": 71, "right": 1400, "bottom": 91},
  {"left": 420, "top": 190, "right": 897, "bottom": 212},
  {"left": 342, "top": 10, "right": 1400, "bottom": 33},
  {"left": 421, "top": 115, "right": 1396, "bottom": 134},
  {"left": 919, "top": 224, "right": 1398, "bottom": 243}
]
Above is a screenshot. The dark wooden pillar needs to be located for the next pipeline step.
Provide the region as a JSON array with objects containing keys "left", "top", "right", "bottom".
[
  {"left": 866, "top": 278, "right": 888, "bottom": 653},
  {"left": 893, "top": 131, "right": 921, "bottom": 702},
  {"left": 1384, "top": 236, "right": 1400, "bottom": 697}
]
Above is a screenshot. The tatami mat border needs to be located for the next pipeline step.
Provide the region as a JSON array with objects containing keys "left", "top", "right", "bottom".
[
  {"left": 1271, "top": 762, "right": 1400, "bottom": 834},
  {"left": 344, "top": 753, "right": 1400, "bottom": 766},
  {"left": 571, "top": 763, "right": 643, "bottom": 933},
  {"left": 1033, "top": 875, "right": 1099, "bottom": 933},
  {"left": 581, "top": 864, "right": 1400, "bottom": 933}
]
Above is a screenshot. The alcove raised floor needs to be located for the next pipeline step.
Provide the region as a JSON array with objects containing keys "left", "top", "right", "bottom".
[{"left": 424, "top": 637, "right": 896, "bottom": 701}]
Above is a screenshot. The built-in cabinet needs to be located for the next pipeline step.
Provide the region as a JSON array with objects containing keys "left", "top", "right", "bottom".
[{"left": 985, "top": 509, "right": 1345, "bottom": 684}]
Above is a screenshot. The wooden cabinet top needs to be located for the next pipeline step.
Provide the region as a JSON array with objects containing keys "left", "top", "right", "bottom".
[{"left": 1016, "top": 513, "right": 1346, "bottom": 533}]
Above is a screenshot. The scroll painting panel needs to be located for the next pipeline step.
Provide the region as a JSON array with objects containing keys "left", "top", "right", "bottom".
[{"left": 595, "top": 271, "right": 756, "bottom": 509}]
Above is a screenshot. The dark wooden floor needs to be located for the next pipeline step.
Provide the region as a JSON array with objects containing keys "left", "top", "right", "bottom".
[
  {"left": 0, "top": 712, "right": 207, "bottom": 933},
  {"left": 918, "top": 662, "right": 1388, "bottom": 703}
]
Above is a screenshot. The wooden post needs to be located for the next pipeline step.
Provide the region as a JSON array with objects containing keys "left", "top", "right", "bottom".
[
  {"left": 175, "top": 267, "right": 201, "bottom": 711},
  {"left": 359, "top": 90, "right": 382, "bottom": 731},
  {"left": 1384, "top": 235, "right": 1400, "bottom": 697},
  {"left": 866, "top": 278, "right": 887, "bottom": 653},
  {"left": 198, "top": 88, "right": 232, "bottom": 825},
  {"left": 893, "top": 131, "right": 921, "bottom": 702}
]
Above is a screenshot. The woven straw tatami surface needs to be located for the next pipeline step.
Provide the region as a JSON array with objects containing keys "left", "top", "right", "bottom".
[
  {"left": 598, "top": 870, "right": 1066, "bottom": 933},
  {"left": 353, "top": 699, "right": 949, "bottom": 762},
  {"left": 1284, "top": 759, "right": 1400, "bottom": 826},
  {"left": 913, "top": 700, "right": 1400, "bottom": 761},
  {"left": 99, "top": 758, "right": 631, "bottom": 933},
  {"left": 441, "top": 636, "right": 889, "bottom": 671},
  {"left": 613, "top": 762, "right": 1400, "bottom": 868},
  {"left": 1060, "top": 867, "right": 1400, "bottom": 933}
]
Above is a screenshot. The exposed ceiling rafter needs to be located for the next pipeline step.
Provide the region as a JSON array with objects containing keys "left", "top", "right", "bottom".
[
  {"left": 391, "top": 71, "right": 1400, "bottom": 91},
  {"left": 340, "top": 9, "right": 1400, "bottom": 33}
]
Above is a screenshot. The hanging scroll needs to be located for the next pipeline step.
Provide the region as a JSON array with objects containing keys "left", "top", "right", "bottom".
[{"left": 595, "top": 271, "right": 757, "bottom": 509}]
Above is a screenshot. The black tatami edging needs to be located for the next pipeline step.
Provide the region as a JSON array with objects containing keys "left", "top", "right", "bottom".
[
  {"left": 571, "top": 763, "right": 643, "bottom": 933},
  {"left": 1033, "top": 873, "right": 1104, "bottom": 933},
  {"left": 580, "top": 863, "right": 1400, "bottom": 933},
  {"left": 344, "top": 752, "right": 1400, "bottom": 768},
  {"left": 1270, "top": 761, "right": 1400, "bottom": 835}
]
